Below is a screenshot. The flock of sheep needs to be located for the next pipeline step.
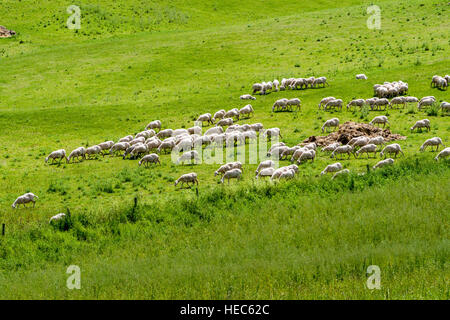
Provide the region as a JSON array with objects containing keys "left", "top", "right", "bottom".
[
  {"left": 11, "top": 73, "right": 449, "bottom": 225},
  {"left": 431, "top": 75, "right": 449, "bottom": 90}
]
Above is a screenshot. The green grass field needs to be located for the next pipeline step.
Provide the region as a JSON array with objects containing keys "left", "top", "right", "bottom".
[{"left": 0, "top": 0, "right": 449, "bottom": 299}]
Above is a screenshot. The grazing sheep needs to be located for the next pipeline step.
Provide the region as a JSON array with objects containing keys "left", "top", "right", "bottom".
[
  {"left": 347, "top": 136, "right": 365, "bottom": 147},
  {"left": 129, "top": 136, "right": 145, "bottom": 146},
  {"left": 12, "top": 193, "right": 38, "bottom": 209},
  {"left": 321, "top": 162, "right": 343, "bottom": 175},
  {"left": 174, "top": 172, "right": 198, "bottom": 188},
  {"left": 373, "top": 98, "right": 390, "bottom": 111},
  {"left": 239, "top": 104, "right": 254, "bottom": 118},
  {"left": 268, "top": 142, "right": 286, "bottom": 153},
  {"left": 256, "top": 167, "right": 275, "bottom": 179},
  {"left": 272, "top": 98, "right": 288, "bottom": 112},
  {"left": 279, "top": 169, "right": 296, "bottom": 180},
  {"left": 145, "top": 120, "right": 162, "bottom": 131},
  {"left": 347, "top": 99, "right": 365, "bottom": 111},
  {"left": 420, "top": 137, "right": 445, "bottom": 152},
  {"left": 139, "top": 153, "right": 160, "bottom": 167},
  {"left": 98, "top": 141, "right": 114, "bottom": 154},
  {"left": 332, "top": 169, "right": 350, "bottom": 179},
  {"left": 324, "top": 99, "right": 343, "bottom": 111},
  {"left": 286, "top": 98, "right": 301, "bottom": 111},
  {"left": 352, "top": 136, "right": 370, "bottom": 149},
  {"left": 157, "top": 140, "right": 176, "bottom": 154},
  {"left": 380, "top": 143, "right": 404, "bottom": 158},
  {"left": 205, "top": 126, "right": 224, "bottom": 136},
  {"left": 410, "top": 119, "right": 431, "bottom": 132},
  {"left": 212, "top": 109, "right": 226, "bottom": 123},
  {"left": 434, "top": 147, "right": 450, "bottom": 161},
  {"left": 176, "top": 150, "right": 200, "bottom": 165},
  {"left": 224, "top": 109, "right": 240, "bottom": 121},
  {"left": 263, "top": 128, "right": 282, "bottom": 140},
  {"left": 67, "top": 147, "right": 86, "bottom": 163},
  {"left": 252, "top": 83, "right": 264, "bottom": 94},
  {"left": 331, "top": 145, "right": 353, "bottom": 159},
  {"left": 197, "top": 113, "right": 213, "bottom": 126},
  {"left": 404, "top": 96, "right": 419, "bottom": 104},
  {"left": 128, "top": 143, "right": 148, "bottom": 159},
  {"left": 318, "top": 96, "right": 335, "bottom": 110},
  {"left": 49, "top": 213, "right": 66, "bottom": 224},
  {"left": 156, "top": 129, "right": 174, "bottom": 139},
  {"left": 255, "top": 160, "right": 275, "bottom": 174},
  {"left": 355, "top": 144, "right": 378, "bottom": 158},
  {"left": 420, "top": 96, "right": 436, "bottom": 103},
  {"left": 390, "top": 97, "right": 406, "bottom": 109},
  {"left": 356, "top": 74, "right": 368, "bottom": 80},
  {"left": 216, "top": 118, "right": 234, "bottom": 127},
  {"left": 110, "top": 142, "right": 130, "bottom": 156},
  {"left": 369, "top": 115, "right": 389, "bottom": 128},
  {"left": 119, "top": 135, "right": 133, "bottom": 143},
  {"left": 321, "top": 118, "right": 340, "bottom": 133},
  {"left": 373, "top": 158, "right": 394, "bottom": 169},
  {"left": 136, "top": 130, "right": 156, "bottom": 139},
  {"left": 172, "top": 129, "right": 189, "bottom": 137},
  {"left": 297, "top": 149, "right": 315, "bottom": 164},
  {"left": 45, "top": 149, "right": 67, "bottom": 164},
  {"left": 321, "top": 142, "right": 341, "bottom": 153},
  {"left": 368, "top": 136, "right": 385, "bottom": 147},
  {"left": 271, "top": 165, "right": 298, "bottom": 180},
  {"left": 268, "top": 145, "right": 289, "bottom": 158},
  {"left": 280, "top": 146, "right": 301, "bottom": 160},
  {"left": 86, "top": 145, "right": 102, "bottom": 159},
  {"left": 250, "top": 123, "right": 264, "bottom": 132},
  {"left": 418, "top": 98, "right": 435, "bottom": 110},
  {"left": 220, "top": 168, "right": 242, "bottom": 184},
  {"left": 145, "top": 138, "right": 162, "bottom": 152},
  {"left": 214, "top": 161, "right": 242, "bottom": 176},
  {"left": 313, "top": 76, "right": 328, "bottom": 88},
  {"left": 440, "top": 101, "right": 450, "bottom": 112},
  {"left": 240, "top": 94, "right": 256, "bottom": 100},
  {"left": 290, "top": 147, "right": 307, "bottom": 162},
  {"left": 188, "top": 126, "right": 202, "bottom": 135},
  {"left": 303, "top": 142, "right": 317, "bottom": 151}
]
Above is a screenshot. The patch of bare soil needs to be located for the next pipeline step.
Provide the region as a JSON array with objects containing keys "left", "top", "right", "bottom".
[{"left": 301, "top": 121, "right": 407, "bottom": 146}]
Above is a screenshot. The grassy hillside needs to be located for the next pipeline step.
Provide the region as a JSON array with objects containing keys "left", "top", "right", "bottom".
[{"left": 0, "top": 0, "right": 449, "bottom": 299}]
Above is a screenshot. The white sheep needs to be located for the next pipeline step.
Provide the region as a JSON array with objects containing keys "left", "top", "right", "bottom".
[
  {"left": 220, "top": 168, "right": 242, "bottom": 184},
  {"left": 331, "top": 145, "right": 353, "bottom": 159},
  {"left": 321, "top": 142, "right": 341, "bottom": 153},
  {"left": 130, "top": 136, "right": 146, "bottom": 146},
  {"left": 352, "top": 136, "right": 370, "bottom": 149},
  {"left": 410, "top": 119, "right": 430, "bottom": 132},
  {"left": 86, "top": 145, "right": 102, "bottom": 159},
  {"left": 110, "top": 142, "right": 130, "bottom": 156},
  {"left": 355, "top": 144, "right": 378, "bottom": 158},
  {"left": 176, "top": 150, "right": 200, "bottom": 165},
  {"left": 356, "top": 74, "right": 368, "bottom": 80},
  {"left": 197, "top": 113, "right": 213, "bottom": 125},
  {"left": 145, "top": 138, "right": 162, "bottom": 152},
  {"left": 12, "top": 192, "right": 39, "bottom": 209},
  {"left": 318, "top": 96, "right": 335, "bottom": 110},
  {"left": 373, "top": 158, "right": 394, "bottom": 169},
  {"left": 252, "top": 83, "right": 264, "bottom": 94},
  {"left": 256, "top": 167, "right": 275, "bottom": 179},
  {"left": 324, "top": 99, "right": 343, "bottom": 111},
  {"left": 98, "top": 141, "right": 114, "bottom": 153},
  {"left": 145, "top": 120, "right": 162, "bottom": 131},
  {"left": 156, "top": 129, "right": 174, "bottom": 139},
  {"left": 128, "top": 143, "right": 148, "bottom": 159},
  {"left": 390, "top": 97, "right": 406, "bottom": 109},
  {"left": 174, "top": 172, "right": 198, "bottom": 188},
  {"left": 205, "top": 126, "right": 224, "bottom": 136},
  {"left": 272, "top": 98, "right": 288, "bottom": 112},
  {"left": 369, "top": 115, "right": 389, "bottom": 128},
  {"left": 297, "top": 149, "right": 315, "bottom": 164},
  {"left": 271, "top": 165, "right": 298, "bottom": 180},
  {"left": 255, "top": 160, "right": 275, "bottom": 175},
  {"left": 332, "top": 169, "right": 350, "bottom": 179},
  {"left": 321, "top": 162, "right": 342, "bottom": 175},
  {"left": 380, "top": 144, "right": 404, "bottom": 158},
  {"left": 240, "top": 94, "right": 256, "bottom": 100},
  {"left": 440, "top": 101, "right": 450, "bottom": 112},
  {"left": 239, "top": 104, "right": 254, "bottom": 118},
  {"left": 45, "top": 149, "right": 67, "bottom": 164},
  {"left": 279, "top": 169, "right": 296, "bottom": 180},
  {"left": 434, "top": 147, "right": 450, "bottom": 161},
  {"left": 139, "top": 153, "right": 160, "bottom": 167},
  {"left": 420, "top": 137, "right": 445, "bottom": 152},
  {"left": 49, "top": 213, "right": 66, "bottom": 224},
  {"left": 290, "top": 147, "right": 306, "bottom": 163},
  {"left": 346, "top": 99, "right": 365, "bottom": 111},
  {"left": 67, "top": 147, "right": 86, "bottom": 163},
  {"left": 263, "top": 128, "right": 282, "bottom": 140},
  {"left": 367, "top": 136, "right": 385, "bottom": 147},
  {"left": 321, "top": 118, "right": 339, "bottom": 133},
  {"left": 216, "top": 118, "right": 234, "bottom": 127},
  {"left": 418, "top": 98, "right": 435, "bottom": 110},
  {"left": 224, "top": 108, "right": 240, "bottom": 120},
  {"left": 287, "top": 98, "right": 301, "bottom": 111},
  {"left": 157, "top": 140, "right": 176, "bottom": 154},
  {"left": 250, "top": 123, "right": 264, "bottom": 132},
  {"left": 188, "top": 126, "right": 202, "bottom": 135},
  {"left": 136, "top": 130, "right": 156, "bottom": 139},
  {"left": 212, "top": 110, "right": 226, "bottom": 123},
  {"left": 119, "top": 135, "right": 133, "bottom": 143}
]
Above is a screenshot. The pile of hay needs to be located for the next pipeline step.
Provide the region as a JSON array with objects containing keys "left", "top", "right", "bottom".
[
  {"left": 301, "top": 121, "right": 406, "bottom": 146},
  {"left": 0, "top": 26, "right": 16, "bottom": 38}
]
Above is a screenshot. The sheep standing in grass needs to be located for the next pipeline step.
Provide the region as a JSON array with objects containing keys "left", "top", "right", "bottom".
[
  {"left": 418, "top": 98, "right": 435, "bottom": 110},
  {"left": 420, "top": 137, "right": 445, "bottom": 152},
  {"left": 129, "top": 143, "right": 148, "bottom": 159},
  {"left": 12, "top": 193, "right": 39, "bottom": 209},
  {"left": 356, "top": 74, "right": 368, "bottom": 80},
  {"left": 380, "top": 144, "right": 404, "bottom": 158},
  {"left": 240, "top": 94, "right": 256, "bottom": 100},
  {"left": 263, "top": 128, "right": 282, "bottom": 140},
  {"left": 221, "top": 168, "right": 242, "bottom": 184},
  {"left": 321, "top": 142, "right": 341, "bottom": 153},
  {"left": 368, "top": 136, "right": 385, "bottom": 147},
  {"left": 287, "top": 98, "right": 301, "bottom": 111},
  {"left": 86, "top": 145, "right": 102, "bottom": 159},
  {"left": 355, "top": 144, "right": 378, "bottom": 158},
  {"left": 331, "top": 145, "right": 353, "bottom": 159},
  {"left": 390, "top": 97, "right": 406, "bottom": 109},
  {"left": 98, "top": 141, "right": 114, "bottom": 154},
  {"left": 225, "top": 109, "right": 240, "bottom": 121},
  {"left": 351, "top": 136, "right": 370, "bottom": 150},
  {"left": 297, "top": 149, "right": 315, "bottom": 164},
  {"left": 157, "top": 139, "right": 176, "bottom": 154},
  {"left": 197, "top": 113, "right": 213, "bottom": 126},
  {"left": 434, "top": 147, "right": 450, "bottom": 161},
  {"left": 255, "top": 160, "right": 275, "bottom": 175},
  {"left": 279, "top": 169, "right": 296, "bottom": 180},
  {"left": 156, "top": 129, "right": 174, "bottom": 139},
  {"left": 332, "top": 169, "right": 350, "bottom": 179},
  {"left": 215, "top": 162, "right": 242, "bottom": 176},
  {"left": 176, "top": 150, "right": 200, "bottom": 165},
  {"left": 145, "top": 120, "right": 161, "bottom": 131},
  {"left": 318, "top": 97, "right": 335, "bottom": 110},
  {"left": 256, "top": 167, "right": 275, "bottom": 179},
  {"left": 321, "top": 118, "right": 339, "bottom": 133},
  {"left": 369, "top": 116, "right": 389, "bottom": 128},
  {"left": 440, "top": 101, "right": 450, "bottom": 112},
  {"left": 239, "top": 104, "right": 254, "bottom": 118},
  {"left": 410, "top": 119, "right": 430, "bottom": 132},
  {"left": 139, "top": 154, "right": 160, "bottom": 167},
  {"left": 321, "top": 162, "right": 342, "bottom": 175},
  {"left": 324, "top": 99, "right": 343, "bottom": 111},
  {"left": 45, "top": 149, "right": 67, "bottom": 164},
  {"left": 346, "top": 99, "right": 365, "bottom": 111},
  {"left": 272, "top": 98, "right": 288, "bottom": 112},
  {"left": 216, "top": 118, "right": 234, "bottom": 127},
  {"left": 67, "top": 147, "right": 86, "bottom": 163},
  {"left": 49, "top": 213, "right": 66, "bottom": 224},
  {"left": 373, "top": 158, "right": 394, "bottom": 169},
  {"left": 271, "top": 165, "right": 298, "bottom": 180},
  {"left": 110, "top": 142, "right": 130, "bottom": 156},
  {"left": 290, "top": 147, "right": 307, "bottom": 163},
  {"left": 119, "top": 135, "right": 133, "bottom": 143},
  {"left": 174, "top": 172, "right": 198, "bottom": 188},
  {"left": 212, "top": 110, "right": 226, "bottom": 123},
  {"left": 373, "top": 98, "right": 390, "bottom": 111}
]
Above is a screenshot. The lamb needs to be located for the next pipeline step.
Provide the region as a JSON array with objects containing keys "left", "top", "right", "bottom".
[
  {"left": 369, "top": 115, "right": 389, "bottom": 128},
  {"left": 420, "top": 137, "right": 445, "bottom": 152},
  {"left": 240, "top": 94, "right": 256, "bottom": 100},
  {"left": 86, "top": 145, "right": 102, "bottom": 159},
  {"left": 331, "top": 145, "right": 353, "bottom": 159},
  {"left": 109, "top": 142, "right": 130, "bottom": 156},
  {"left": 255, "top": 160, "right": 275, "bottom": 174},
  {"left": 12, "top": 193, "right": 39, "bottom": 208},
  {"left": 256, "top": 167, "right": 275, "bottom": 179},
  {"left": 321, "top": 118, "right": 339, "bottom": 133},
  {"left": 324, "top": 99, "right": 343, "bottom": 111},
  {"left": 220, "top": 168, "right": 242, "bottom": 184},
  {"left": 346, "top": 99, "right": 365, "bottom": 111},
  {"left": 373, "top": 158, "right": 394, "bottom": 169},
  {"left": 297, "top": 149, "right": 315, "bottom": 164},
  {"left": 318, "top": 97, "right": 335, "bottom": 110},
  {"left": 139, "top": 153, "right": 160, "bottom": 167},
  {"left": 212, "top": 110, "right": 226, "bottom": 123},
  {"left": 45, "top": 149, "right": 67, "bottom": 164},
  {"left": 157, "top": 140, "right": 176, "bottom": 154},
  {"left": 380, "top": 144, "right": 404, "bottom": 158},
  {"left": 286, "top": 98, "right": 301, "bottom": 111},
  {"left": 355, "top": 144, "right": 378, "bottom": 158},
  {"left": 434, "top": 147, "right": 450, "bottom": 161},
  {"left": 176, "top": 150, "right": 200, "bottom": 165},
  {"left": 216, "top": 118, "right": 234, "bottom": 127},
  {"left": 272, "top": 98, "right": 288, "bottom": 112},
  {"left": 49, "top": 213, "right": 66, "bottom": 224},
  {"left": 321, "top": 162, "right": 342, "bottom": 175},
  {"left": 410, "top": 119, "right": 430, "bottom": 132},
  {"left": 332, "top": 169, "right": 350, "bottom": 179},
  {"left": 145, "top": 120, "right": 162, "bottom": 131},
  {"left": 197, "top": 113, "right": 213, "bottom": 126},
  {"left": 67, "top": 147, "right": 86, "bottom": 163},
  {"left": 440, "top": 101, "right": 450, "bottom": 112},
  {"left": 239, "top": 104, "right": 254, "bottom": 118},
  {"left": 174, "top": 172, "right": 198, "bottom": 188},
  {"left": 356, "top": 74, "right": 368, "bottom": 80},
  {"left": 156, "top": 129, "right": 174, "bottom": 139}
]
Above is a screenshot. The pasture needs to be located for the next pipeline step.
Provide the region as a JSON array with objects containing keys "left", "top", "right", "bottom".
[{"left": 0, "top": 0, "right": 448, "bottom": 299}]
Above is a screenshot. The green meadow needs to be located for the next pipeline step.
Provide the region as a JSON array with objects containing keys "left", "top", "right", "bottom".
[{"left": 0, "top": 0, "right": 448, "bottom": 299}]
